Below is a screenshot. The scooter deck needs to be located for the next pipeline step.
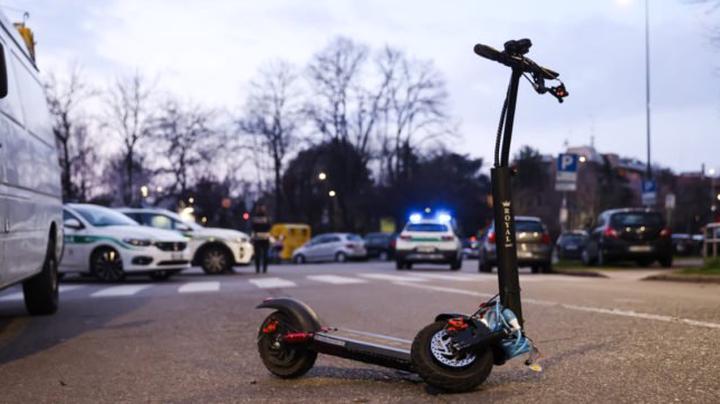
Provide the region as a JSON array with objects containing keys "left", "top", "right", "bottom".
[{"left": 311, "top": 328, "right": 414, "bottom": 372}]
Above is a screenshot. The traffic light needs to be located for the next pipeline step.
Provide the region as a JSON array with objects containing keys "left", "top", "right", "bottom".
[{"left": 242, "top": 212, "right": 250, "bottom": 221}]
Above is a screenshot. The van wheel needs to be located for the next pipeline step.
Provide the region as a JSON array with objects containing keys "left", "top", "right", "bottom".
[
  {"left": 23, "top": 240, "right": 59, "bottom": 316},
  {"left": 91, "top": 247, "right": 125, "bottom": 282},
  {"left": 201, "top": 245, "right": 232, "bottom": 274}
]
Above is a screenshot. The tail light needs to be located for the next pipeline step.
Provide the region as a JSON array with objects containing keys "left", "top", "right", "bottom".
[
  {"left": 660, "top": 228, "right": 672, "bottom": 238},
  {"left": 487, "top": 231, "right": 496, "bottom": 244},
  {"left": 603, "top": 226, "right": 619, "bottom": 239},
  {"left": 541, "top": 233, "right": 551, "bottom": 245},
  {"left": 470, "top": 236, "right": 477, "bottom": 242},
  {"left": 399, "top": 234, "right": 412, "bottom": 241},
  {"left": 441, "top": 235, "right": 454, "bottom": 241}
]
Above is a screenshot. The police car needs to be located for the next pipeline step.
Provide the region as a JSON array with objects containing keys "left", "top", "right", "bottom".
[
  {"left": 61, "top": 204, "right": 191, "bottom": 281},
  {"left": 394, "top": 213, "right": 463, "bottom": 270}
]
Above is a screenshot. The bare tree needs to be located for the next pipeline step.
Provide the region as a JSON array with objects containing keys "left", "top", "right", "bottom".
[
  {"left": 102, "top": 72, "right": 155, "bottom": 205},
  {"left": 305, "top": 37, "right": 392, "bottom": 161},
  {"left": 153, "top": 98, "right": 218, "bottom": 196},
  {"left": 376, "top": 49, "right": 451, "bottom": 184},
  {"left": 238, "top": 61, "right": 303, "bottom": 216},
  {"left": 44, "top": 65, "right": 95, "bottom": 201}
]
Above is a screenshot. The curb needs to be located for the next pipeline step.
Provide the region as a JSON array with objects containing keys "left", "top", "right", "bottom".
[{"left": 643, "top": 273, "right": 720, "bottom": 284}]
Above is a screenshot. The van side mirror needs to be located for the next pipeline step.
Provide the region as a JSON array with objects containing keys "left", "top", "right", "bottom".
[
  {"left": 0, "top": 43, "right": 7, "bottom": 99},
  {"left": 64, "top": 218, "right": 83, "bottom": 230}
]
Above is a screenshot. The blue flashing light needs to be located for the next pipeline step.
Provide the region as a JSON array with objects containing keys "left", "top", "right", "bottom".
[
  {"left": 409, "top": 213, "right": 423, "bottom": 223},
  {"left": 437, "top": 212, "right": 452, "bottom": 223}
]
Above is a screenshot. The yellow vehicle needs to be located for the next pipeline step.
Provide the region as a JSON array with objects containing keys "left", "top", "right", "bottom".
[{"left": 270, "top": 224, "right": 311, "bottom": 260}]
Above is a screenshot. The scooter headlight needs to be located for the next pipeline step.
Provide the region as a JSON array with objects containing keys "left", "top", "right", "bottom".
[{"left": 123, "top": 238, "right": 153, "bottom": 247}]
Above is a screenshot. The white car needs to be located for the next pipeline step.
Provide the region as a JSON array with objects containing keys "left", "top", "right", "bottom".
[
  {"left": 118, "top": 208, "right": 253, "bottom": 274},
  {"left": 61, "top": 204, "right": 191, "bottom": 281},
  {"left": 0, "top": 14, "right": 63, "bottom": 315},
  {"left": 394, "top": 214, "right": 463, "bottom": 271}
]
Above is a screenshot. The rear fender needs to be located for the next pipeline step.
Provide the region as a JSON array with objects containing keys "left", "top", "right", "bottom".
[
  {"left": 256, "top": 297, "right": 323, "bottom": 332},
  {"left": 434, "top": 312, "right": 469, "bottom": 322}
]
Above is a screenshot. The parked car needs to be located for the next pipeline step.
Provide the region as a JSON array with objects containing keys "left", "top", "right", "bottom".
[
  {"left": 671, "top": 233, "right": 703, "bottom": 256},
  {"left": 292, "top": 233, "right": 366, "bottom": 263},
  {"left": 61, "top": 204, "right": 191, "bottom": 281},
  {"left": 0, "top": 16, "right": 63, "bottom": 315},
  {"left": 462, "top": 236, "right": 480, "bottom": 259},
  {"left": 478, "top": 216, "right": 553, "bottom": 274},
  {"left": 118, "top": 208, "right": 253, "bottom": 274},
  {"left": 554, "top": 231, "right": 589, "bottom": 261},
  {"left": 395, "top": 218, "right": 463, "bottom": 270},
  {"left": 363, "top": 232, "right": 396, "bottom": 261},
  {"left": 581, "top": 208, "right": 672, "bottom": 267}
]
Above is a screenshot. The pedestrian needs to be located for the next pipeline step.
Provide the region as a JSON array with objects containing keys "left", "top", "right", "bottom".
[{"left": 251, "top": 203, "right": 272, "bottom": 274}]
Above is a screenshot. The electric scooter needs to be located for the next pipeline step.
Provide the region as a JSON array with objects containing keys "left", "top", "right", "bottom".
[{"left": 255, "top": 39, "right": 568, "bottom": 393}]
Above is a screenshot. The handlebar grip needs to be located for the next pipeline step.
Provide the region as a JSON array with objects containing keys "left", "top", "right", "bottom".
[{"left": 473, "top": 43, "right": 504, "bottom": 63}]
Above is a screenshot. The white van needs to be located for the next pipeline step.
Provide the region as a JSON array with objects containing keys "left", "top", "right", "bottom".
[{"left": 0, "top": 15, "right": 63, "bottom": 315}]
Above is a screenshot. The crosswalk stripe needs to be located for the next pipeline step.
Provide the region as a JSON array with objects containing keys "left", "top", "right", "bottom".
[
  {"left": 307, "top": 275, "right": 367, "bottom": 285},
  {"left": 249, "top": 277, "right": 296, "bottom": 289},
  {"left": 91, "top": 284, "right": 152, "bottom": 297},
  {"left": 59, "top": 285, "right": 85, "bottom": 293},
  {"left": 178, "top": 281, "right": 220, "bottom": 293},
  {"left": 359, "top": 273, "right": 428, "bottom": 282},
  {"left": 0, "top": 292, "right": 23, "bottom": 301}
]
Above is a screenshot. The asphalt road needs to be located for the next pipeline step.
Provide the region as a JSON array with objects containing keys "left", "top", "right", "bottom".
[{"left": 0, "top": 261, "right": 719, "bottom": 403}]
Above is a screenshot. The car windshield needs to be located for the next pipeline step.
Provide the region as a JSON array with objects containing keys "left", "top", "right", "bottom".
[
  {"left": 406, "top": 223, "right": 448, "bottom": 232},
  {"left": 562, "top": 234, "right": 585, "bottom": 243},
  {"left": 73, "top": 205, "right": 139, "bottom": 227},
  {"left": 611, "top": 212, "right": 662, "bottom": 228},
  {"left": 346, "top": 234, "right": 363, "bottom": 241},
  {"left": 156, "top": 210, "right": 202, "bottom": 230},
  {"left": 515, "top": 221, "right": 544, "bottom": 232}
]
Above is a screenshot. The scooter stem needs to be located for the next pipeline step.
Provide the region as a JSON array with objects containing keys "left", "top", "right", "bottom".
[{"left": 493, "top": 68, "right": 523, "bottom": 326}]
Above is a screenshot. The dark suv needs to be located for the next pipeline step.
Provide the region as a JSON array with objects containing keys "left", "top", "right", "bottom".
[
  {"left": 581, "top": 208, "right": 672, "bottom": 267},
  {"left": 363, "top": 232, "right": 396, "bottom": 261},
  {"left": 478, "top": 216, "right": 553, "bottom": 274}
]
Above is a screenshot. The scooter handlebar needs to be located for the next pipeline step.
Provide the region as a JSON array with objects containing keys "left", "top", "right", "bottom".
[{"left": 473, "top": 41, "right": 560, "bottom": 80}]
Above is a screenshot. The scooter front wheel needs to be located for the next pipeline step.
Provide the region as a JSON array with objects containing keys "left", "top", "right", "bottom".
[
  {"left": 257, "top": 311, "right": 317, "bottom": 378},
  {"left": 411, "top": 321, "right": 493, "bottom": 393}
]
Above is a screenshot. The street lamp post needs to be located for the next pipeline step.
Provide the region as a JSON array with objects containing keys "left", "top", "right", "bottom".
[{"left": 644, "top": 0, "right": 652, "bottom": 180}]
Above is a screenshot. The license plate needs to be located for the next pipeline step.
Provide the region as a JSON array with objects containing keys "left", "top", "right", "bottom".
[
  {"left": 518, "top": 251, "right": 533, "bottom": 258},
  {"left": 410, "top": 253, "right": 443, "bottom": 260},
  {"left": 629, "top": 245, "right": 652, "bottom": 252},
  {"left": 171, "top": 252, "right": 185, "bottom": 260},
  {"left": 417, "top": 246, "right": 436, "bottom": 253}
]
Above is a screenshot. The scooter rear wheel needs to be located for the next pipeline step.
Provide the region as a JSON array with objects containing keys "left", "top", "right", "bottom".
[
  {"left": 411, "top": 321, "right": 493, "bottom": 393},
  {"left": 257, "top": 311, "right": 317, "bottom": 378}
]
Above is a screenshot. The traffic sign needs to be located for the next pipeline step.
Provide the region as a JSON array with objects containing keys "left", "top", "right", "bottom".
[
  {"left": 555, "top": 153, "right": 579, "bottom": 192},
  {"left": 642, "top": 179, "right": 656, "bottom": 206}
]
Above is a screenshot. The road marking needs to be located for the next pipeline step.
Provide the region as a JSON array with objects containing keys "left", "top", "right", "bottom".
[
  {"left": 0, "top": 292, "right": 23, "bottom": 301},
  {"left": 59, "top": 285, "right": 84, "bottom": 293},
  {"left": 249, "top": 277, "right": 296, "bottom": 289},
  {"left": 411, "top": 273, "right": 490, "bottom": 282},
  {"left": 178, "top": 281, "right": 220, "bottom": 293},
  {"left": 393, "top": 282, "right": 720, "bottom": 330},
  {"left": 307, "top": 275, "right": 367, "bottom": 285},
  {"left": 91, "top": 284, "right": 152, "bottom": 297},
  {"left": 359, "top": 273, "right": 427, "bottom": 282}
]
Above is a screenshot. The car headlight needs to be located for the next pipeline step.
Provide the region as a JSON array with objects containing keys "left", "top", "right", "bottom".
[
  {"left": 123, "top": 238, "right": 152, "bottom": 247},
  {"left": 234, "top": 237, "right": 249, "bottom": 243}
]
